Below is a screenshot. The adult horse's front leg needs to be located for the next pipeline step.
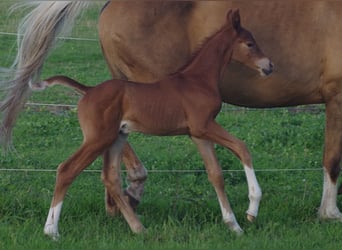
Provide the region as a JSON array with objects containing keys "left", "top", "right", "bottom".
[
  {"left": 191, "top": 137, "right": 243, "bottom": 234},
  {"left": 104, "top": 142, "right": 147, "bottom": 216},
  {"left": 319, "top": 96, "right": 342, "bottom": 221}
]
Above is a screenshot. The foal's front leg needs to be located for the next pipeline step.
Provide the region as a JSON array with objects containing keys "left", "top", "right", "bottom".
[
  {"left": 191, "top": 137, "right": 243, "bottom": 234},
  {"left": 194, "top": 120, "right": 262, "bottom": 222}
]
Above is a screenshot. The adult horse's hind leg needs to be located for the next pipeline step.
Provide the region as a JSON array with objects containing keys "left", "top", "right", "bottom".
[
  {"left": 191, "top": 137, "right": 243, "bottom": 234},
  {"left": 192, "top": 120, "right": 262, "bottom": 223},
  {"left": 104, "top": 143, "right": 148, "bottom": 216},
  {"left": 101, "top": 134, "right": 145, "bottom": 233}
]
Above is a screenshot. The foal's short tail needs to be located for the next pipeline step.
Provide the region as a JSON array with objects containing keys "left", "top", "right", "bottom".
[
  {"left": 0, "top": 1, "right": 91, "bottom": 150},
  {"left": 31, "top": 76, "right": 92, "bottom": 96}
]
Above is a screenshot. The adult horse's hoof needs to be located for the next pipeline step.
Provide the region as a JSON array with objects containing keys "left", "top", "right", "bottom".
[
  {"left": 318, "top": 206, "right": 342, "bottom": 222},
  {"left": 226, "top": 220, "right": 244, "bottom": 235}
]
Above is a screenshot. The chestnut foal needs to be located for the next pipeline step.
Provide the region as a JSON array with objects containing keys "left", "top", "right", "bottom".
[{"left": 32, "top": 10, "right": 272, "bottom": 239}]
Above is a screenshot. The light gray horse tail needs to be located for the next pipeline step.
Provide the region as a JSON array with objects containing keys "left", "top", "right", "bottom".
[{"left": 0, "top": 1, "right": 91, "bottom": 151}]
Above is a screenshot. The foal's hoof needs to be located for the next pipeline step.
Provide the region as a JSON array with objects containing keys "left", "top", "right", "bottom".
[
  {"left": 131, "top": 224, "right": 146, "bottom": 234},
  {"left": 44, "top": 225, "right": 60, "bottom": 241},
  {"left": 106, "top": 205, "right": 120, "bottom": 217},
  {"left": 124, "top": 190, "right": 140, "bottom": 211},
  {"left": 247, "top": 214, "right": 256, "bottom": 223},
  {"left": 226, "top": 221, "right": 244, "bottom": 235},
  {"left": 230, "top": 225, "right": 244, "bottom": 236}
]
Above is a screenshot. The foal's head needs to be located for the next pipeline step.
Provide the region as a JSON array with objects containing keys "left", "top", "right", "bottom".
[{"left": 229, "top": 10, "right": 273, "bottom": 76}]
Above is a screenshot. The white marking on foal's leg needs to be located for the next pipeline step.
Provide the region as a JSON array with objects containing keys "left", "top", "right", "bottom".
[
  {"left": 218, "top": 200, "right": 243, "bottom": 234},
  {"left": 319, "top": 168, "right": 342, "bottom": 221},
  {"left": 244, "top": 165, "right": 262, "bottom": 221},
  {"left": 44, "top": 202, "right": 63, "bottom": 240}
]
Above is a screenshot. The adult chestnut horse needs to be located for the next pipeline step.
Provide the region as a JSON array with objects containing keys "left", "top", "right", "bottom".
[
  {"left": 31, "top": 10, "right": 270, "bottom": 238},
  {"left": 0, "top": 0, "right": 341, "bottom": 225}
]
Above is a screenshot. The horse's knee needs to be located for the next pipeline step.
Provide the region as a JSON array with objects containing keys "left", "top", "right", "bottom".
[{"left": 56, "top": 163, "right": 75, "bottom": 188}]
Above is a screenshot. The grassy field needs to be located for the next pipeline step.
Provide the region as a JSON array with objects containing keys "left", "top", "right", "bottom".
[{"left": 1, "top": 1, "right": 342, "bottom": 250}]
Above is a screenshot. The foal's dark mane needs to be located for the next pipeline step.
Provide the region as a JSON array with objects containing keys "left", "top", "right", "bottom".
[{"left": 169, "top": 22, "right": 234, "bottom": 76}]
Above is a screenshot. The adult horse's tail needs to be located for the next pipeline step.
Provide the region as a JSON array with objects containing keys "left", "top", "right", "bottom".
[{"left": 0, "top": 1, "right": 91, "bottom": 150}]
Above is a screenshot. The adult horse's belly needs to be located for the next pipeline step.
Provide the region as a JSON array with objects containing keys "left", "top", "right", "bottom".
[{"left": 219, "top": 62, "right": 323, "bottom": 108}]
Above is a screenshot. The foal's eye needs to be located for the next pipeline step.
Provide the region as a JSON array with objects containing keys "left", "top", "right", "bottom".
[
  {"left": 246, "top": 43, "right": 254, "bottom": 48},
  {"left": 246, "top": 42, "right": 254, "bottom": 48}
]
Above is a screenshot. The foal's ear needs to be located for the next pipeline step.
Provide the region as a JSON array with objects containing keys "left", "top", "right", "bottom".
[{"left": 227, "top": 9, "right": 241, "bottom": 30}]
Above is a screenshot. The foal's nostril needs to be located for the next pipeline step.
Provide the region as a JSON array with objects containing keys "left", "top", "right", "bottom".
[
  {"left": 262, "top": 61, "right": 274, "bottom": 76},
  {"left": 257, "top": 59, "right": 274, "bottom": 76},
  {"left": 262, "top": 68, "right": 273, "bottom": 76},
  {"left": 269, "top": 62, "right": 274, "bottom": 70}
]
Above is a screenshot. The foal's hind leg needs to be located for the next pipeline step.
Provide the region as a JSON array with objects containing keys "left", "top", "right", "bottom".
[
  {"left": 123, "top": 143, "right": 148, "bottom": 208},
  {"left": 105, "top": 143, "right": 147, "bottom": 216},
  {"left": 192, "top": 120, "right": 262, "bottom": 223},
  {"left": 44, "top": 140, "right": 111, "bottom": 240},
  {"left": 191, "top": 137, "right": 243, "bottom": 234},
  {"left": 102, "top": 134, "right": 145, "bottom": 233}
]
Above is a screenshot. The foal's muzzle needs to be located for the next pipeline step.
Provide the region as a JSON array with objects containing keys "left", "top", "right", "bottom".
[{"left": 257, "top": 58, "right": 274, "bottom": 76}]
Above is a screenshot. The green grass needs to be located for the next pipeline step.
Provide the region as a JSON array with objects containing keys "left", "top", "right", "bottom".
[{"left": 1, "top": 1, "right": 342, "bottom": 250}]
